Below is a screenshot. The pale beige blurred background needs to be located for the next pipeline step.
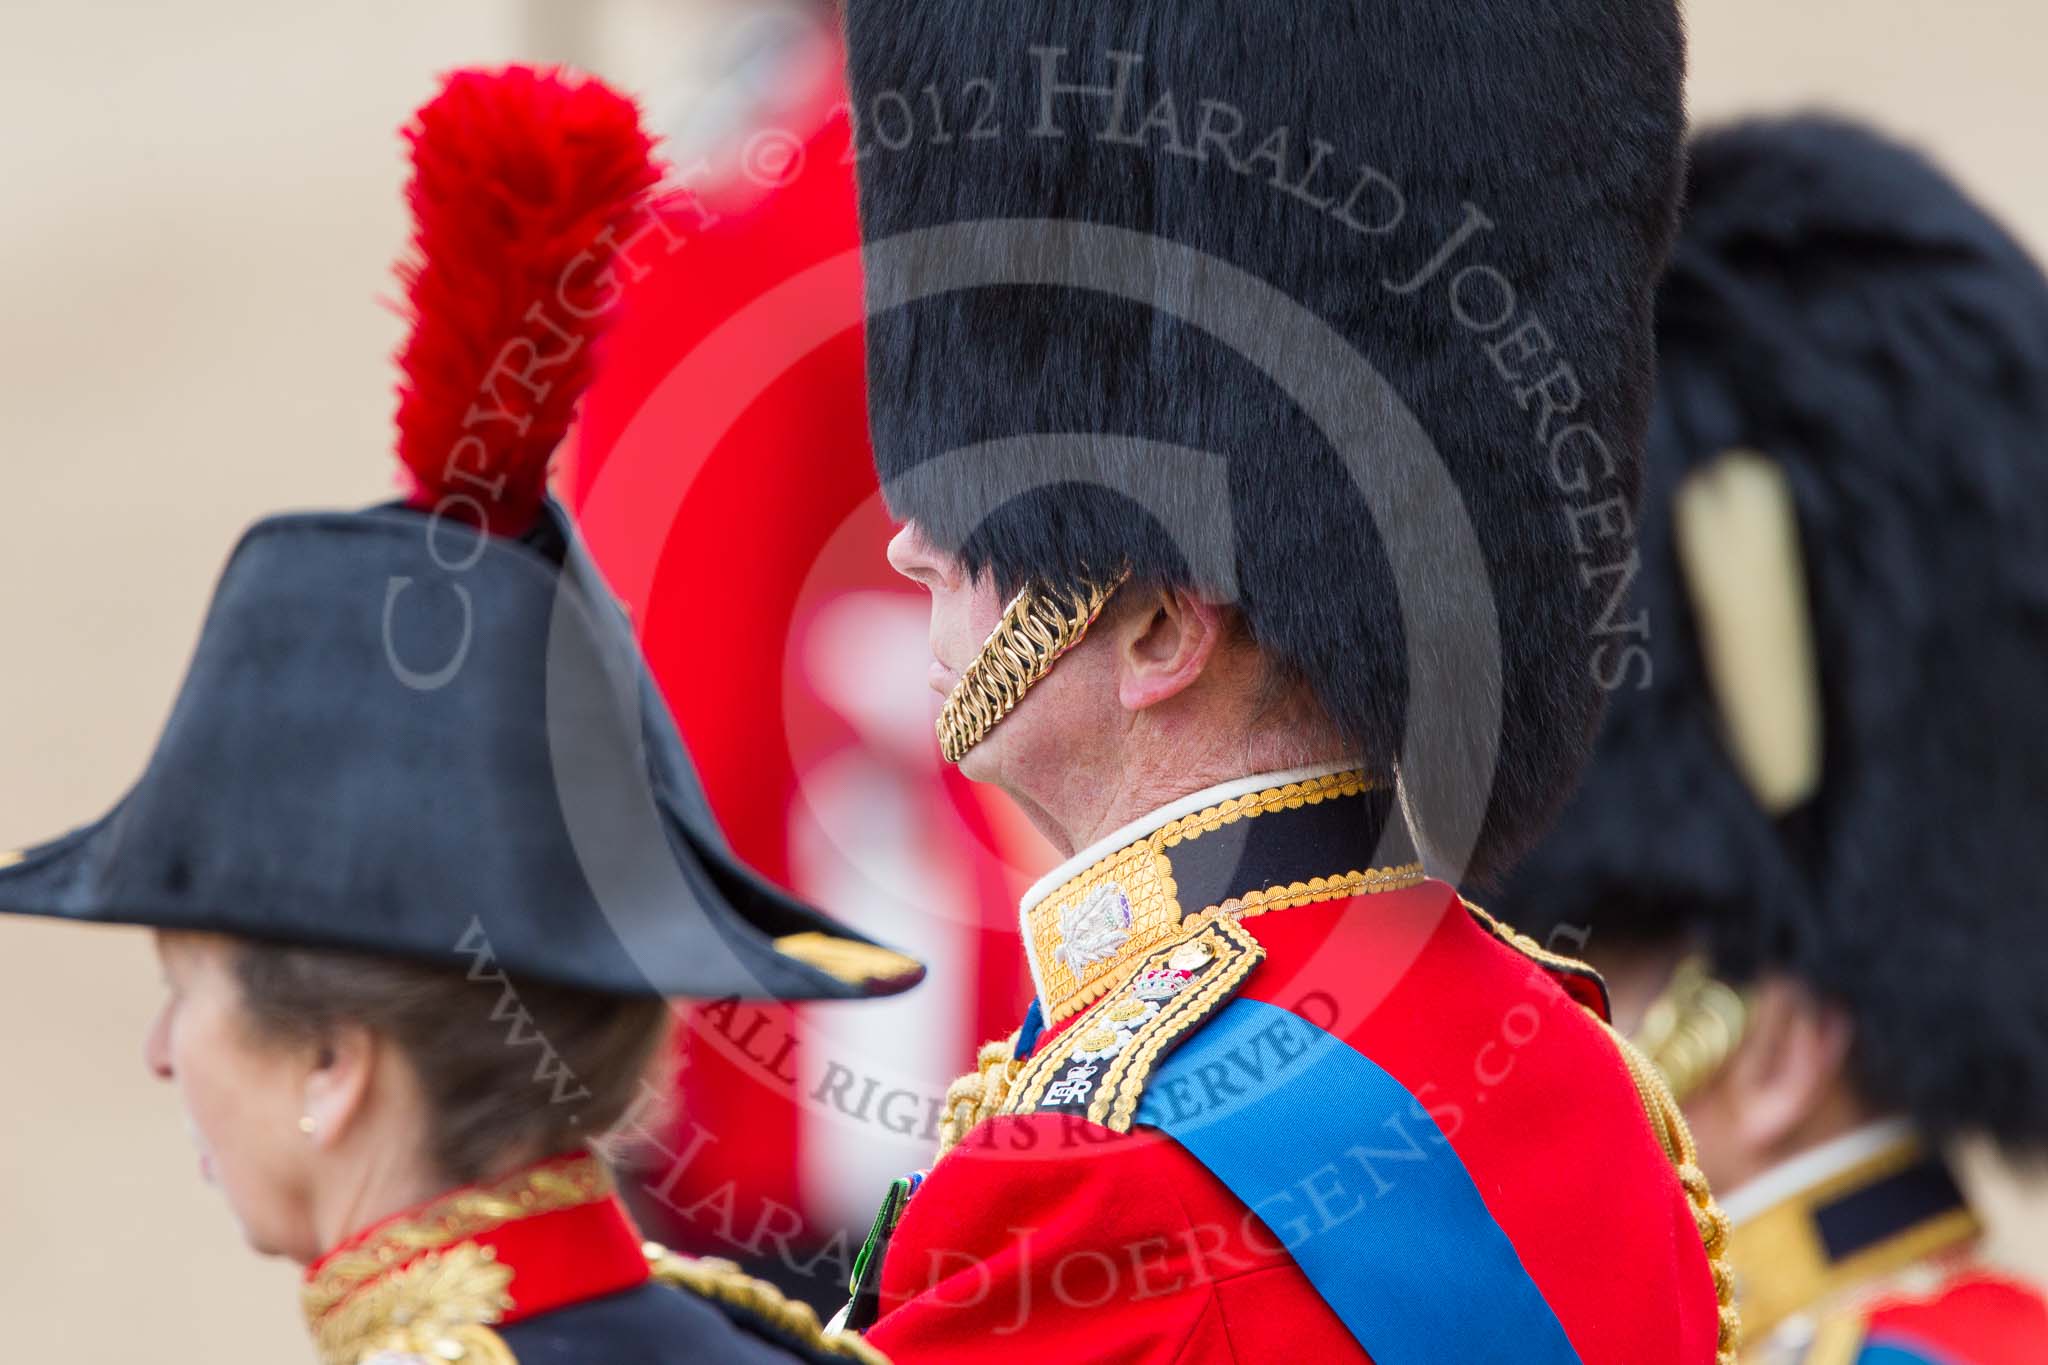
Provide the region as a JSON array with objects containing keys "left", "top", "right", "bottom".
[{"left": 0, "top": 2, "right": 2041, "bottom": 1359}]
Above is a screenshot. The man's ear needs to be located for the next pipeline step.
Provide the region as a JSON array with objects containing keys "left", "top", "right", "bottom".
[
  {"left": 1721, "top": 973, "right": 1856, "bottom": 1155},
  {"left": 300, "top": 1022, "right": 379, "bottom": 1150},
  {"left": 1115, "top": 586, "right": 1226, "bottom": 712}
]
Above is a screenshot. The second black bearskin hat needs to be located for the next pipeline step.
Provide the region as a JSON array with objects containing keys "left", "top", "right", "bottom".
[
  {"left": 843, "top": 3, "right": 1687, "bottom": 880},
  {"left": 1499, "top": 116, "right": 2048, "bottom": 1150}
]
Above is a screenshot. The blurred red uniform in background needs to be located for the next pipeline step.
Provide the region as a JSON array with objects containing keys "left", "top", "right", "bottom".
[{"left": 563, "top": 30, "right": 1045, "bottom": 1308}]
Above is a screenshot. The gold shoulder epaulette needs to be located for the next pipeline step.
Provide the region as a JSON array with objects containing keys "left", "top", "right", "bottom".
[
  {"left": 644, "top": 1245, "right": 890, "bottom": 1365},
  {"left": 935, "top": 1030, "right": 1025, "bottom": 1161},
  {"left": 308, "top": 1242, "right": 521, "bottom": 1365},
  {"left": 999, "top": 916, "right": 1265, "bottom": 1133}
]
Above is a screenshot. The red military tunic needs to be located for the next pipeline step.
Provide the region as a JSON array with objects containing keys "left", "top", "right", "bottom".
[
  {"left": 857, "top": 769, "right": 1730, "bottom": 1363},
  {"left": 1845, "top": 1274, "right": 2048, "bottom": 1365},
  {"left": 1719, "top": 1125, "right": 2048, "bottom": 1364},
  {"left": 300, "top": 1152, "right": 884, "bottom": 1363}
]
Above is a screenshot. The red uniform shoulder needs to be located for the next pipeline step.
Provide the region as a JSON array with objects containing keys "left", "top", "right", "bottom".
[
  {"left": 1228, "top": 884, "right": 1724, "bottom": 1364},
  {"left": 871, "top": 883, "right": 1726, "bottom": 1363},
  {"left": 1852, "top": 1268, "right": 2048, "bottom": 1364},
  {"left": 870, "top": 1110, "right": 1365, "bottom": 1363}
]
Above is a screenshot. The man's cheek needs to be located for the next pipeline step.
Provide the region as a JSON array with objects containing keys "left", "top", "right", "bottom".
[{"left": 939, "top": 594, "right": 983, "bottom": 665}]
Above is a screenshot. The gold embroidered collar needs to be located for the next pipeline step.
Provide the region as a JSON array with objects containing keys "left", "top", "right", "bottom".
[
  {"left": 1724, "top": 1125, "right": 1980, "bottom": 1347},
  {"left": 302, "top": 1152, "right": 641, "bottom": 1365},
  {"left": 1021, "top": 766, "right": 1424, "bottom": 1025}
]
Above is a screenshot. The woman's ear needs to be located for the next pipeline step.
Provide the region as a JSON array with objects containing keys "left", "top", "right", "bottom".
[
  {"left": 1721, "top": 974, "right": 1856, "bottom": 1157},
  {"left": 299, "top": 1022, "right": 378, "bottom": 1150},
  {"left": 1116, "top": 587, "right": 1226, "bottom": 712}
]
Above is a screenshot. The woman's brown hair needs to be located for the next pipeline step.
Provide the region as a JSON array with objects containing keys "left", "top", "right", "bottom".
[{"left": 233, "top": 941, "right": 671, "bottom": 1186}]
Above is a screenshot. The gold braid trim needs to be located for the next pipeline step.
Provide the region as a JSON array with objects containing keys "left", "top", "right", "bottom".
[
  {"left": 1209, "top": 864, "right": 1427, "bottom": 920},
  {"left": 308, "top": 1243, "right": 519, "bottom": 1365},
  {"left": 935, "top": 1032, "right": 1026, "bottom": 1161},
  {"left": 646, "top": 1247, "right": 891, "bottom": 1364},
  {"left": 993, "top": 918, "right": 1265, "bottom": 1132},
  {"left": 1605, "top": 1020, "right": 1742, "bottom": 1365},
  {"left": 1030, "top": 770, "right": 1395, "bottom": 1027},
  {"left": 772, "top": 931, "right": 925, "bottom": 990},
  {"left": 1463, "top": 901, "right": 1739, "bottom": 1362},
  {"left": 1089, "top": 919, "right": 1264, "bottom": 1132},
  {"left": 303, "top": 1156, "right": 613, "bottom": 1321},
  {"left": 936, "top": 571, "right": 1128, "bottom": 764},
  {"left": 1461, "top": 899, "right": 1606, "bottom": 985}
]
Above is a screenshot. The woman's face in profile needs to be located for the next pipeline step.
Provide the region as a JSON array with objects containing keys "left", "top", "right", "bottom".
[{"left": 145, "top": 931, "right": 319, "bottom": 1259}]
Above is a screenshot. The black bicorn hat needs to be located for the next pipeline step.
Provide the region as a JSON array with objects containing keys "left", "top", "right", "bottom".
[
  {"left": 843, "top": 1, "right": 1687, "bottom": 882},
  {"left": 0, "top": 66, "right": 924, "bottom": 1004},
  {"left": 1497, "top": 116, "right": 2048, "bottom": 1149}
]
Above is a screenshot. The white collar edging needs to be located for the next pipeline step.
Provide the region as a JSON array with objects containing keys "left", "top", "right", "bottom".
[{"left": 1716, "top": 1117, "right": 1920, "bottom": 1228}]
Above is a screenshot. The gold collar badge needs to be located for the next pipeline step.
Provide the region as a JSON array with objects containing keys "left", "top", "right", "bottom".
[{"left": 1024, "top": 770, "right": 1424, "bottom": 1027}]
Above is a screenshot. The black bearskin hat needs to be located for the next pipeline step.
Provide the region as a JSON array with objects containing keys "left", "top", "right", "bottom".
[
  {"left": 1499, "top": 116, "right": 2048, "bottom": 1150},
  {"left": 843, "top": 3, "right": 1687, "bottom": 882}
]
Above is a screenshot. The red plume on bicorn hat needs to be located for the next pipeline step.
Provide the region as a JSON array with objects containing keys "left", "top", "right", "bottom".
[
  {"left": 0, "top": 65, "right": 926, "bottom": 1002},
  {"left": 395, "top": 66, "right": 660, "bottom": 537}
]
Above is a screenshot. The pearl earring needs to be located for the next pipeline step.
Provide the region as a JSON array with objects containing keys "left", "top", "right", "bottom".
[{"left": 298, "top": 1115, "right": 317, "bottom": 1136}]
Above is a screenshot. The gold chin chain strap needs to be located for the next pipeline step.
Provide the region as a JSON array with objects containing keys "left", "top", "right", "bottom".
[
  {"left": 1635, "top": 954, "right": 1752, "bottom": 1107},
  {"left": 936, "top": 570, "right": 1130, "bottom": 764}
]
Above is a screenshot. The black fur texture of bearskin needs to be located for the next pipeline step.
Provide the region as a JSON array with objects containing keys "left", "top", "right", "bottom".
[
  {"left": 1500, "top": 116, "right": 2048, "bottom": 1150},
  {"left": 844, "top": 2, "right": 1688, "bottom": 883}
]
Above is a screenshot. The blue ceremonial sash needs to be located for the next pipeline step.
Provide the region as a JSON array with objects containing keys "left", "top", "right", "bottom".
[
  {"left": 1133, "top": 998, "right": 1583, "bottom": 1365},
  {"left": 1858, "top": 1345, "right": 1954, "bottom": 1365}
]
